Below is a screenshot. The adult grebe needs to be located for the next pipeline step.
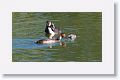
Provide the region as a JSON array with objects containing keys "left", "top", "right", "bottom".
[
  {"left": 45, "top": 21, "right": 61, "bottom": 39},
  {"left": 35, "top": 33, "right": 76, "bottom": 44},
  {"left": 35, "top": 33, "right": 66, "bottom": 44},
  {"left": 35, "top": 39, "right": 60, "bottom": 44}
]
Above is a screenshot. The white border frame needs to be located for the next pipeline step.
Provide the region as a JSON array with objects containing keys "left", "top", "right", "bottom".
[{"left": 0, "top": 0, "right": 114, "bottom": 74}]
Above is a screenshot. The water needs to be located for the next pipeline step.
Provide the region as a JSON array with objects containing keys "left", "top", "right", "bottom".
[{"left": 12, "top": 12, "right": 102, "bottom": 62}]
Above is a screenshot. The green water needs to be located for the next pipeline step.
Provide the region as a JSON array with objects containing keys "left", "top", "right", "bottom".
[{"left": 12, "top": 12, "right": 102, "bottom": 62}]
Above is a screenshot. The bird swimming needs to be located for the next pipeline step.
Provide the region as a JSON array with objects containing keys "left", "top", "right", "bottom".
[
  {"left": 45, "top": 21, "right": 61, "bottom": 39},
  {"left": 35, "top": 33, "right": 76, "bottom": 44},
  {"left": 35, "top": 33, "right": 66, "bottom": 44},
  {"left": 35, "top": 21, "right": 76, "bottom": 44},
  {"left": 67, "top": 34, "right": 77, "bottom": 41}
]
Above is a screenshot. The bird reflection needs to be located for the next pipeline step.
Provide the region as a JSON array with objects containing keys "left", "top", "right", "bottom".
[{"left": 48, "top": 41, "right": 66, "bottom": 48}]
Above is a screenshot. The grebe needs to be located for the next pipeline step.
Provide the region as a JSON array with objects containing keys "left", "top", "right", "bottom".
[
  {"left": 35, "top": 33, "right": 66, "bottom": 44},
  {"left": 45, "top": 21, "right": 61, "bottom": 39},
  {"left": 35, "top": 39, "right": 60, "bottom": 44},
  {"left": 67, "top": 34, "right": 77, "bottom": 40},
  {"left": 35, "top": 33, "right": 76, "bottom": 44}
]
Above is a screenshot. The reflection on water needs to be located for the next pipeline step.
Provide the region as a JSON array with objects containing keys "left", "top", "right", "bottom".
[{"left": 12, "top": 12, "right": 102, "bottom": 62}]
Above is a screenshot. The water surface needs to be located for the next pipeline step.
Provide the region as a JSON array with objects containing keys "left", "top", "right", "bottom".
[{"left": 12, "top": 12, "right": 102, "bottom": 62}]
